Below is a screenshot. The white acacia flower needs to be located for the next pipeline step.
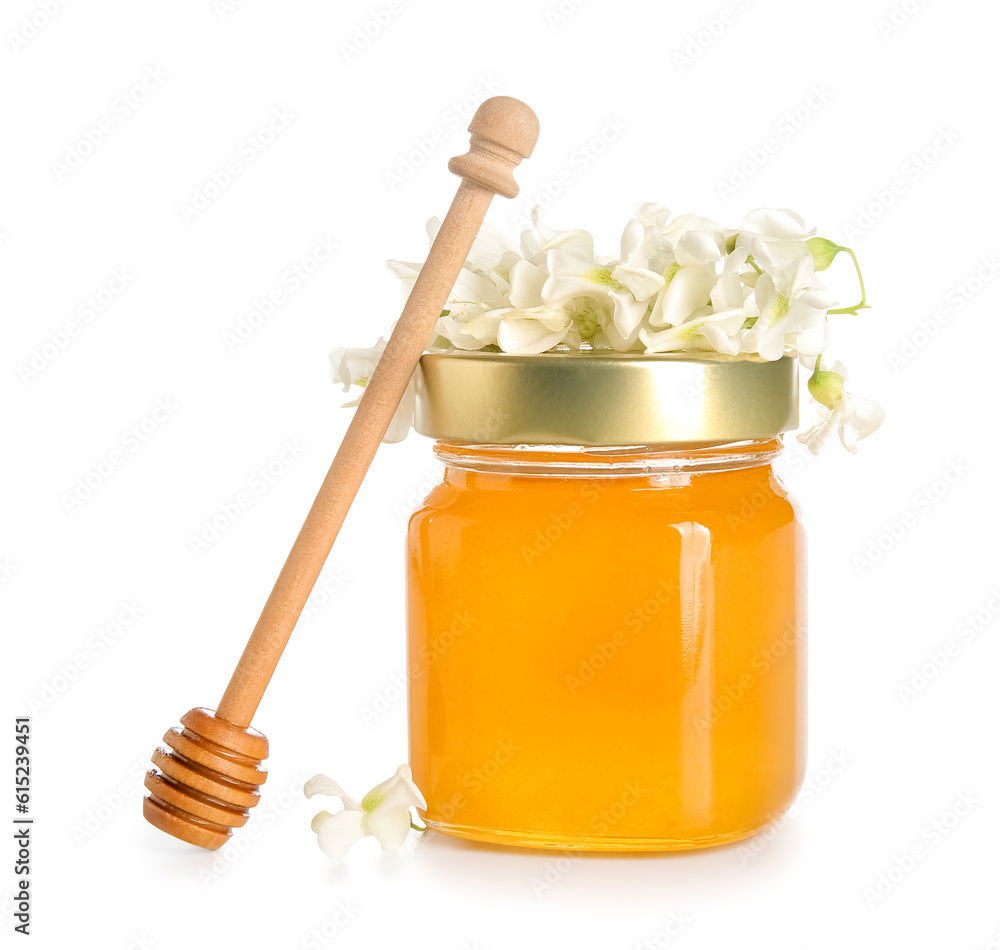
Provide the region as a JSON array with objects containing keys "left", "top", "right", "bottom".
[
  {"left": 340, "top": 204, "right": 880, "bottom": 452},
  {"left": 459, "top": 305, "right": 574, "bottom": 354},
  {"left": 542, "top": 222, "right": 663, "bottom": 350},
  {"left": 329, "top": 338, "right": 415, "bottom": 444},
  {"left": 744, "top": 253, "right": 835, "bottom": 361},
  {"left": 797, "top": 359, "right": 884, "bottom": 454},
  {"left": 304, "top": 765, "right": 427, "bottom": 861},
  {"left": 640, "top": 306, "right": 746, "bottom": 355},
  {"left": 647, "top": 228, "right": 724, "bottom": 329},
  {"left": 738, "top": 207, "right": 816, "bottom": 263}
]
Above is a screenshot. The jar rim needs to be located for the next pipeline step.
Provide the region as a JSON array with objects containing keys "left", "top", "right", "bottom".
[
  {"left": 414, "top": 352, "right": 798, "bottom": 447},
  {"left": 433, "top": 438, "right": 784, "bottom": 476}
]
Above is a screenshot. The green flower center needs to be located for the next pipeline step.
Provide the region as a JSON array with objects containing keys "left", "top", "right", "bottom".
[
  {"left": 769, "top": 295, "right": 790, "bottom": 321},
  {"left": 573, "top": 305, "right": 601, "bottom": 341},
  {"left": 586, "top": 268, "right": 622, "bottom": 291},
  {"left": 361, "top": 791, "right": 383, "bottom": 812},
  {"left": 662, "top": 262, "right": 681, "bottom": 286}
]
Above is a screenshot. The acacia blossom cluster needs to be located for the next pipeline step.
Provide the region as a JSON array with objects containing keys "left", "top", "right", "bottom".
[{"left": 331, "top": 205, "right": 883, "bottom": 453}]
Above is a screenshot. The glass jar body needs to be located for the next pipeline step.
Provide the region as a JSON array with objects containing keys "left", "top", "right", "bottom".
[{"left": 406, "top": 440, "right": 806, "bottom": 851}]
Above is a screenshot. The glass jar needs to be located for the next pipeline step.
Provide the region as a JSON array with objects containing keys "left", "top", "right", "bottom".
[{"left": 406, "top": 352, "right": 805, "bottom": 851}]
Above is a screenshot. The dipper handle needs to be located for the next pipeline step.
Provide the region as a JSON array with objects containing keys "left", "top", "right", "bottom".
[{"left": 216, "top": 97, "right": 539, "bottom": 726}]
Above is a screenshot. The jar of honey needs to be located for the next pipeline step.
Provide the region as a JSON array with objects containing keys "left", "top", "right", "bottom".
[{"left": 406, "top": 352, "right": 805, "bottom": 850}]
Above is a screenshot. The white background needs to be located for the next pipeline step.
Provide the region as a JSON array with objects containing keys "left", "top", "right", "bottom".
[{"left": 2, "top": 0, "right": 999, "bottom": 946}]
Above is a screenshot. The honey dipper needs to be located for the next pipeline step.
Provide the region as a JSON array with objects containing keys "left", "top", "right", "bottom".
[{"left": 143, "top": 97, "right": 539, "bottom": 849}]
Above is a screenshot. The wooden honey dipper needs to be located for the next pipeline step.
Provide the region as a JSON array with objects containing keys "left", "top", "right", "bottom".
[{"left": 143, "top": 96, "right": 539, "bottom": 850}]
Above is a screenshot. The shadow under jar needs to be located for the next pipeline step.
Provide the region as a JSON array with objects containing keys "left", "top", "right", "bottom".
[{"left": 406, "top": 352, "right": 806, "bottom": 851}]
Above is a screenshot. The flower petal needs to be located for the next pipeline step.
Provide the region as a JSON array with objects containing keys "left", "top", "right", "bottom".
[
  {"left": 839, "top": 394, "right": 885, "bottom": 454},
  {"left": 363, "top": 763, "right": 428, "bottom": 813},
  {"left": 466, "top": 222, "right": 518, "bottom": 271},
  {"left": 542, "top": 229, "right": 595, "bottom": 259},
  {"left": 674, "top": 229, "right": 722, "bottom": 268},
  {"left": 365, "top": 805, "right": 414, "bottom": 851},
  {"left": 618, "top": 217, "right": 645, "bottom": 260},
  {"left": 797, "top": 408, "right": 837, "bottom": 454},
  {"left": 651, "top": 266, "right": 716, "bottom": 327},
  {"left": 509, "top": 259, "right": 547, "bottom": 309},
  {"left": 313, "top": 809, "right": 367, "bottom": 861},
  {"left": 497, "top": 310, "right": 571, "bottom": 354},
  {"left": 541, "top": 273, "right": 605, "bottom": 308},
  {"left": 304, "top": 774, "right": 363, "bottom": 811},
  {"left": 611, "top": 264, "right": 665, "bottom": 302},
  {"left": 793, "top": 319, "right": 830, "bottom": 357},
  {"left": 456, "top": 311, "right": 503, "bottom": 347},
  {"left": 609, "top": 290, "right": 649, "bottom": 337},
  {"left": 741, "top": 207, "right": 811, "bottom": 240}
]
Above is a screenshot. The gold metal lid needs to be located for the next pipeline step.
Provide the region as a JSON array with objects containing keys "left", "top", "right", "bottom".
[{"left": 413, "top": 352, "right": 798, "bottom": 446}]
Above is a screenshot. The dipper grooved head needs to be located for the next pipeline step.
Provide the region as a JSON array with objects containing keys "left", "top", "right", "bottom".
[{"left": 142, "top": 708, "right": 268, "bottom": 850}]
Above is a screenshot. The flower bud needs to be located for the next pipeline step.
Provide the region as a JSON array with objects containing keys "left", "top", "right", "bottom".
[
  {"left": 806, "top": 237, "right": 842, "bottom": 272},
  {"left": 808, "top": 368, "right": 845, "bottom": 409}
]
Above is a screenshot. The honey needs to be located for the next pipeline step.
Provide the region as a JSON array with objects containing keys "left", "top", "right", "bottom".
[{"left": 407, "top": 438, "right": 805, "bottom": 850}]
